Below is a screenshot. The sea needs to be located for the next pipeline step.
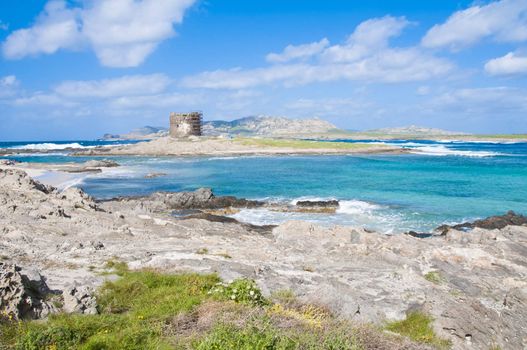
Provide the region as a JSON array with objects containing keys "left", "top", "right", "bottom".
[{"left": 1, "top": 139, "right": 526, "bottom": 234}]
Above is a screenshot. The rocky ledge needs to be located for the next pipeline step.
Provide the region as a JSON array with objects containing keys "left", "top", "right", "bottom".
[{"left": 0, "top": 167, "right": 526, "bottom": 349}]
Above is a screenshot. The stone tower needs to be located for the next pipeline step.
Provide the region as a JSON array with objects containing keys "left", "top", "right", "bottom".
[{"left": 169, "top": 112, "right": 202, "bottom": 138}]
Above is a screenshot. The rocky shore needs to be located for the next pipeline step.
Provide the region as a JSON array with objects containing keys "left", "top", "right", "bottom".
[{"left": 0, "top": 166, "right": 526, "bottom": 349}]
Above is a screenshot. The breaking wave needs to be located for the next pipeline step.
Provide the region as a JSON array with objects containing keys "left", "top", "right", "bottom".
[
  {"left": 11, "top": 142, "right": 92, "bottom": 150},
  {"left": 409, "top": 145, "right": 503, "bottom": 157}
]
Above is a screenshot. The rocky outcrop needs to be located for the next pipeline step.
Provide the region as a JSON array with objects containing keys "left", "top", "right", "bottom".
[
  {"left": 438, "top": 211, "right": 527, "bottom": 232},
  {"left": 147, "top": 188, "right": 264, "bottom": 210},
  {"left": 0, "top": 263, "right": 58, "bottom": 320}
]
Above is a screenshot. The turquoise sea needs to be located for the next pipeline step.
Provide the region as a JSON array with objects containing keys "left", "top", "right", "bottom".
[{"left": 2, "top": 139, "right": 526, "bottom": 234}]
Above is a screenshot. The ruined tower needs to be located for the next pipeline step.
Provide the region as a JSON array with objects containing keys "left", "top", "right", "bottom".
[{"left": 169, "top": 112, "right": 202, "bottom": 138}]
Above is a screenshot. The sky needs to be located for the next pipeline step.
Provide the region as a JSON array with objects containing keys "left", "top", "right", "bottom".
[{"left": 1, "top": 0, "right": 527, "bottom": 140}]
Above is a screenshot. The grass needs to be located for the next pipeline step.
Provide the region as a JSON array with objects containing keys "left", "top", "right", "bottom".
[
  {"left": 424, "top": 271, "right": 443, "bottom": 285},
  {"left": 0, "top": 263, "right": 449, "bottom": 350},
  {"left": 234, "top": 137, "right": 377, "bottom": 150},
  {"left": 385, "top": 311, "right": 451, "bottom": 349}
]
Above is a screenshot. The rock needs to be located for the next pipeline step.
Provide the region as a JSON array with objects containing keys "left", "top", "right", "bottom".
[
  {"left": 438, "top": 211, "right": 527, "bottom": 233},
  {"left": 0, "top": 262, "right": 58, "bottom": 320},
  {"left": 0, "top": 168, "right": 54, "bottom": 194},
  {"left": 62, "top": 285, "right": 97, "bottom": 315},
  {"left": 149, "top": 188, "right": 263, "bottom": 210},
  {"left": 145, "top": 172, "right": 167, "bottom": 179},
  {"left": 83, "top": 159, "right": 119, "bottom": 168},
  {"left": 296, "top": 200, "right": 339, "bottom": 208},
  {"left": 0, "top": 159, "right": 18, "bottom": 166}
]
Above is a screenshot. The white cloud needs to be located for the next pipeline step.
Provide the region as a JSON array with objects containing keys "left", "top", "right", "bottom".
[
  {"left": 54, "top": 74, "right": 172, "bottom": 98},
  {"left": 432, "top": 86, "right": 527, "bottom": 114},
  {"left": 2, "top": 1, "right": 82, "bottom": 59},
  {"left": 485, "top": 52, "right": 527, "bottom": 75},
  {"left": 81, "top": 0, "right": 195, "bottom": 67},
  {"left": 422, "top": 0, "right": 527, "bottom": 49},
  {"left": 266, "top": 38, "right": 329, "bottom": 63},
  {"left": 322, "top": 16, "right": 410, "bottom": 63},
  {"left": 1, "top": 75, "right": 18, "bottom": 87},
  {"left": 2, "top": 0, "right": 196, "bottom": 67},
  {"left": 13, "top": 93, "right": 75, "bottom": 107},
  {"left": 182, "top": 16, "right": 452, "bottom": 89},
  {"left": 0, "top": 75, "right": 20, "bottom": 98},
  {"left": 109, "top": 92, "right": 200, "bottom": 108}
]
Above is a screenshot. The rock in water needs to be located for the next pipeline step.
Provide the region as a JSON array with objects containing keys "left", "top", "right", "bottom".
[
  {"left": 0, "top": 263, "right": 57, "bottom": 320},
  {"left": 296, "top": 200, "right": 339, "bottom": 208},
  {"left": 437, "top": 211, "right": 527, "bottom": 233}
]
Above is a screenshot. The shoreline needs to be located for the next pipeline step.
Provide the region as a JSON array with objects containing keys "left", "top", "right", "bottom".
[{"left": 1, "top": 166, "right": 526, "bottom": 349}]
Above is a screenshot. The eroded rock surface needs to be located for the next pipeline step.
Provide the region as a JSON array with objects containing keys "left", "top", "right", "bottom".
[{"left": 0, "top": 263, "right": 58, "bottom": 320}]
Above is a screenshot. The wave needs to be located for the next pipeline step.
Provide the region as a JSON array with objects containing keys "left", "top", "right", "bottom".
[
  {"left": 410, "top": 145, "right": 503, "bottom": 157},
  {"left": 336, "top": 199, "right": 383, "bottom": 215},
  {"left": 11, "top": 142, "right": 93, "bottom": 150},
  {"left": 436, "top": 139, "right": 519, "bottom": 144}
]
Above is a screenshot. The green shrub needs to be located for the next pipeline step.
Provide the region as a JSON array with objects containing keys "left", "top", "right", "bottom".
[
  {"left": 385, "top": 311, "right": 451, "bottom": 348},
  {"left": 424, "top": 271, "right": 443, "bottom": 285},
  {"left": 208, "top": 278, "right": 267, "bottom": 306}
]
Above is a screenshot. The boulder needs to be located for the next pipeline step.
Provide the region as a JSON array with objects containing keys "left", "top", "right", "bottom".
[
  {"left": 437, "top": 211, "right": 527, "bottom": 234},
  {"left": 296, "top": 200, "right": 339, "bottom": 208},
  {"left": 0, "top": 263, "right": 58, "bottom": 320},
  {"left": 62, "top": 285, "right": 98, "bottom": 315},
  {"left": 150, "top": 188, "right": 263, "bottom": 210}
]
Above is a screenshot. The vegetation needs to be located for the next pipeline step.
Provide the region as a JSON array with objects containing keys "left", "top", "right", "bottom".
[
  {"left": 234, "top": 137, "right": 376, "bottom": 150},
  {"left": 0, "top": 264, "right": 449, "bottom": 350},
  {"left": 424, "top": 271, "right": 443, "bottom": 285},
  {"left": 385, "top": 311, "right": 451, "bottom": 349}
]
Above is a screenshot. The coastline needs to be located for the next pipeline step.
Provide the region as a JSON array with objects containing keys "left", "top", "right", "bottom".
[
  {"left": 71, "top": 136, "right": 407, "bottom": 157},
  {"left": 1, "top": 165, "right": 526, "bottom": 349}
]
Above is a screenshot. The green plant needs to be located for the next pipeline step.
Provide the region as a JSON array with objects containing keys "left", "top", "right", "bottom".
[
  {"left": 385, "top": 311, "right": 451, "bottom": 348},
  {"left": 424, "top": 271, "right": 443, "bottom": 284},
  {"left": 209, "top": 278, "right": 267, "bottom": 306},
  {"left": 196, "top": 248, "right": 209, "bottom": 255}
]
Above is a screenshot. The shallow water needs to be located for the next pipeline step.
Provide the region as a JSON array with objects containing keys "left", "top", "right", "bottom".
[{"left": 3, "top": 139, "right": 527, "bottom": 233}]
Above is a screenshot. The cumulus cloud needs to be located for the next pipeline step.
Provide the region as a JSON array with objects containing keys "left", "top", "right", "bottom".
[
  {"left": 2, "top": 1, "right": 82, "bottom": 59},
  {"left": 485, "top": 52, "right": 527, "bottom": 75},
  {"left": 182, "top": 16, "right": 452, "bottom": 89},
  {"left": 266, "top": 38, "right": 329, "bottom": 63},
  {"left": 2, "top": 0, "right": 196, "bottom": 67},
  {"left": 422, "top": 0, "right": 527, "bottom": 49},
  {"left": 54, "top": 74, "right": 172, "bottom": 98}
]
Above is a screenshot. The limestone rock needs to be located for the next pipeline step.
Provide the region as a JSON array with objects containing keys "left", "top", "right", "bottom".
[
  {"left": 0, "top": 262, "right": 58, "bottom": 320},
  {"left": 63, "top": 285, "right": 98, "bottom": 315}
]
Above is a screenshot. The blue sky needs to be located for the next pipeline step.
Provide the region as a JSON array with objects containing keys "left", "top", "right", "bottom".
[{"left": 1, "top": 0, "right": 527, "bottom": 140}]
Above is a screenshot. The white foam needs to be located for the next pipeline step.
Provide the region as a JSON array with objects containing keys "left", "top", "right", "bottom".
[
  {"left": 410, "top": 145, "right": 502, "bottom": 157},
  {"left": 336, "top": 199, "right": 383, "bottom": 215},
  {"left": 229, "top": 198, "right": 409, "bottom": 234},
  {"left": 11, "top": 143, "right": 93, "bottom": 150}
]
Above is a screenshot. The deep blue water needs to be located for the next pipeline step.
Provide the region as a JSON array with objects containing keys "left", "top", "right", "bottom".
[{"left": 2, "top": 139, "right": 526, "bottom": 233}]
